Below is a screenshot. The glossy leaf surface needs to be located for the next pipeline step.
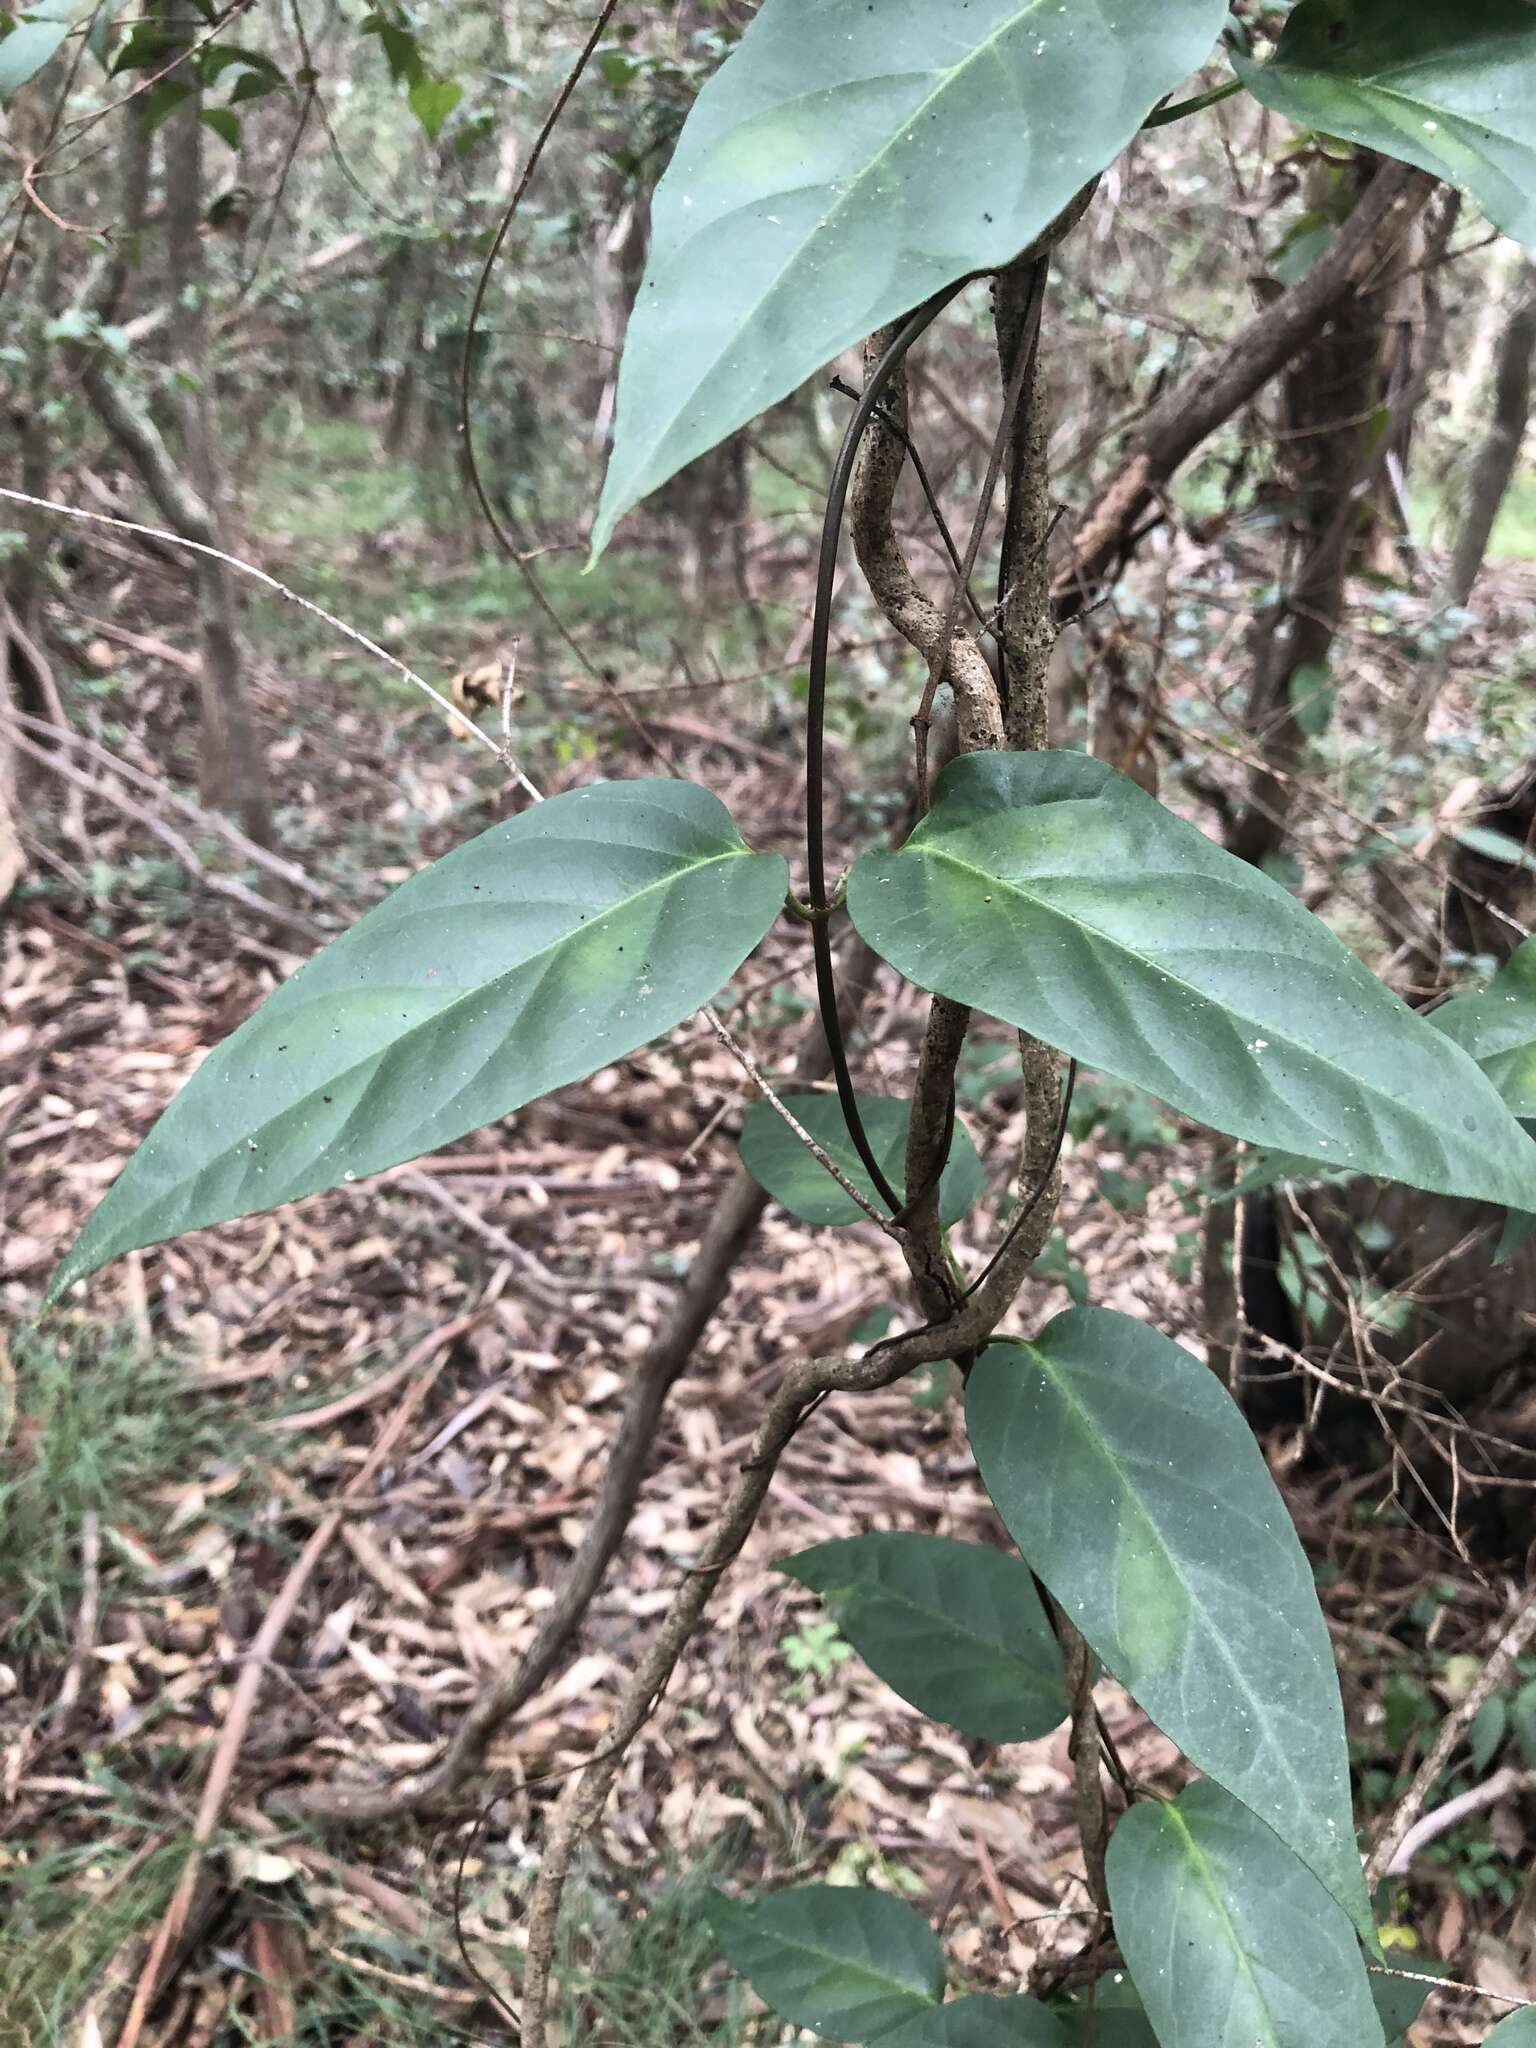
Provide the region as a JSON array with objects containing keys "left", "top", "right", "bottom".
[
  {"left": 1487, "top": 2006, "right": 1536, "bottom": 2042},
  {"left": 49, "top": 781, "right": 787, "bottom": 1301},
  {"left": 1106, "top": 1779, "right": 1384, "bottom": 2048},
  {"left": 738, "top": 1092, "right": 985, "bottom": 1228},
  {"left": 779, "top": 1533, "right": 1069, "bottom": 1743},
  {"left": 707, "top": 1885, "right": 945, "bottom": 2042},
  {"left": 967, "top": 1307, "right": 1371, "bottom": 1938},
  {"left": 592, "top": 0, "right": 1229, "bottom": 555},
  {"left": 848, "top": 752, "right": 1536, "bottom": 1213},
  {"left": 1236, "top": 0, "right": 1536, "bottom": 246}
]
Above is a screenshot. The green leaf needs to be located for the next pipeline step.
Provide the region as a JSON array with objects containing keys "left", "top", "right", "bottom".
[
  {"left": 1512, "top": 1677, "right": 1536, "bottom": 1766},
  {"left": 1106, "top": 1780, "right": 1385, "bottom": 2048},
  {"left": 1469, "top": 1694, "right": 1508, "bottom": 1775},
  {"left": 1433, "top": 938, "right": 1536, "bottom": 1119},
  {"left": 875, "top": 1995, "right": 1070, "bottom": 2046},
  {"left": 0, "top": 17, "right": 70, "bottom": 98},
  {"left": 407, "top": 75, "right": 461, "bottom": 141},
  {"left": 1370, "top": 1971, "right": 1432, "bottom": 2047},
  {"left": 47, "top": 781, "right": 787, "bottom": 1304},
  {"left": 1487, "top": 2005, "right": 1536, "bottom": 2043},
  {"left": 1447, "top": 823, "right": 1536, "bottom": 870},
  {"left": 738, "top": 1092, "right": 984, "bottom": 1228},
  {"left": 846, "top": 752, "right": 1536, "bottom": 1214},
  {"left": 1288, "top": 660, "right": 1335, "bottom": 738},
  {"left": 1055, "top": 1993, "right": 1159, "bottom": 2048},
  {"left": 198, "top": 41, "right": 282, "bottom": 83},
  {"left": 966, "top": 1307, "right": 1372, "bottom": 1938},
  {"left": 590, "top": 0, "right": 1229, "bottom": 558},
  {"left": 361, "top": 12, "right": 424, "bottom": 87},
  {"left": 141, "top": 76, "right": 196, "bottom": 131},
  {"left": 199, "top": 106, "right": 240, "bottom": 148},
  {"left": 778, "top": 1533, "right": 1069, "bottom": 1743},
  {"left": 1234, "top": 0, "right": 1536, "bottom": 247},
  {"left": 707, "top": 1885, "right": 945, "bottom": 2041}
]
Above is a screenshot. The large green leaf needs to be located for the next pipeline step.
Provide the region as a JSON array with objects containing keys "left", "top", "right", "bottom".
[
  {"left": 966, "top": 1308, "right": 1372, "bottom": 1940},
  {"left": 0, "top": 7, "right": 72, "bottom": 99},
  {"left": 1106, "top": 1780, "right": 1384, "bottom": 2048},
  {"left": 738, "top": 1093, "right": 985, "bottom": 1228},
  {"left": 707, "top": 1885, "right": 945, "bottom": 2042},
  {"left": 847, "top": 752, "right": 1536, "bottom": 1213},
  {"left": 778, "top": 1533, "right": 1069, "bottom": 1743},
  {"left": 590, "top": 0, "right": 1229, "bottom": 557},
  {"left": 876, "top": 1995, "right": 1069, "bottom": 2046},
  {"left": 1433, "top": 938, "right": 1536, "bottom": 1118},
  {"left": 1235, "top": 0, "right": 1536, "bottom": 246},
  {"left": 47, "top": 782, "right": 787, "bottom": 1303},
  {"left": 1488, "top": 2006, "right": 1536, "bottom": 2042}
]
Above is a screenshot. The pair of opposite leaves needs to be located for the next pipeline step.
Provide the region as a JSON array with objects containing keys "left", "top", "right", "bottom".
[{"left": 50, "top": 753, "right": 1536, "bottom": 1298}]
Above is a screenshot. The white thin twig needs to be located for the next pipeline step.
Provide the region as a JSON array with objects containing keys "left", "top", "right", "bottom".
[
  {"left": 702, "top": 1005, "right": 892, "bottom": 1228},
  {"left": 1366, "top": 1588, "right": 1536, "bottom": 1887},
  {"left": 0, "top": 486, "right": 542, "bottom": 799},
  {"left": 9, "top": 707, "right": 327, "bottom": 900},
  {"left": 1386, "top": 1765, "right": 1536, "bottom": 1876},
  {"left": 1367, "top": 1961, "right": 1533, "bottom": 2014}
]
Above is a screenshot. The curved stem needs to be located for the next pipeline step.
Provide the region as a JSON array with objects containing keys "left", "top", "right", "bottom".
[
  {"left": 806, "top": 280, "right": 969, "bottom": 1210},
  {"left": 1142, "top": 78, "right": 1243, "bottom": 129}
]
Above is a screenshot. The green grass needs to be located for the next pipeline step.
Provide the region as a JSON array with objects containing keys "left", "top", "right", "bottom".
[
  {"left": 0, "top": 1829, "right": 777, "bottom": 2047},
  {"left": 0, "top": 1823, "right": 186, "bottom": 2048},
  {"left": 0, "top": 1320, "right": 260, "bottom": 1662}
]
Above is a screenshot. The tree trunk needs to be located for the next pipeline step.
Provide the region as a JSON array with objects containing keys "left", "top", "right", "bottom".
[
  {"left": 129, "top": 3, "right": 273, "bottom": 846},
  {"left": 1227, "top": 156, "right": 1400, "bottom": 870},
  {"left": 1445, "top": 257, "right": 1536, "bottom": 608},
  {"left": 0, "top": 632, "right": 25, "bottom": 906}
]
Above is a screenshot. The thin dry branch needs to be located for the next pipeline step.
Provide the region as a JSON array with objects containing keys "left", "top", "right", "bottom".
[
  {"left": 1365, "top": 1588, "right": 1536, "bottom": 1888},
  {"left": 0, "top": 487, "right": 539, "bottom": 788}
]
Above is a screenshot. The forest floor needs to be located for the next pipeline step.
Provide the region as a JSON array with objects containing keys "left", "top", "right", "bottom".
[{"left": 3, "top": 417, "right": 1534, "bottom": 2046}]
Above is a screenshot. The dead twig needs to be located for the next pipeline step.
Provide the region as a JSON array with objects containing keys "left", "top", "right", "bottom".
[
  {"left": 1365, "top": 1588, "right": 1536, "bottom": 1888},
  {"left": 112, "top": 1328, "right": 462, "bottom": 2048}
]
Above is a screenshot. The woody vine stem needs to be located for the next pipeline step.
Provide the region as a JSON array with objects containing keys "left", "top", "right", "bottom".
[{"left": 512, "top": 223, "right": 1085, "bottom": 2044}]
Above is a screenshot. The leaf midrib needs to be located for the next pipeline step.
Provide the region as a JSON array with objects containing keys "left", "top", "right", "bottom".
[
  {"left": 1160, "top": 1804, "right": 1285, "bottom": 2048},
  {"left": 759, "top": 1926, "right": 937, "bottom": 2005},
  {"left": 1008, "top": 1343, "right": 1324, "bottom": 1851},
  {"left": 1282, "top": 61, "right": 1529, "bottom": 156},
  {"left": 65, "top": 840, "right": 764, "bottom": 1269},
  {"left": 828, "top": 1575, "right": 1041, "bottom": 1670},
  {"left": 628, "top": 0, "right": 1080, "bottom": 486},
  {"left": 909, "top": 838, "right": 1454, "bottom": 1152}
]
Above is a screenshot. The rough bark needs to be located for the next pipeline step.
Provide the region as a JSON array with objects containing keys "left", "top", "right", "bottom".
[
  {"left": 1227, "top": 157, "right": 1402, "bottom": 871},
  {"left": 1056, "top": 162, "right": 1435, "bottom": 617}
]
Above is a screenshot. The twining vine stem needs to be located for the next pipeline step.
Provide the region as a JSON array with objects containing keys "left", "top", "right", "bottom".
[{"left": 804, "top": 279, "right": 970, "bottom": 1210}]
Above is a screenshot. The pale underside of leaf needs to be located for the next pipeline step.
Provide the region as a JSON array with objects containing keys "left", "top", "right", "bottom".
[
  {"left": 737, "top": 1091, "right": 984, "bottom": 1227},
  {"left": 48, "top": 782, "right": 786, "bottom": 1301},
  {"left": 1433, "top": 936, "right": 1536, "bottom": 1118},
  {"left": 1106, "top": 1782, "right": 1384, "bottom": 2048},
  {"left": 592, "top": 0, "right": 1228, "bottom": 554},
  {"left": 847, "top": 751, "right": 1536, "bottom": 1213},
  {"left": 966, "top": 1308, "right": 1372, "bottom": 1939}
]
